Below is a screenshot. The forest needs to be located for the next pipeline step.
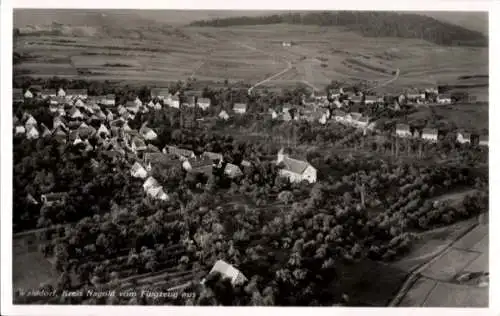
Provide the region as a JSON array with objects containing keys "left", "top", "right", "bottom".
[{"left": 189, "top": 11, "right": 488, "bottom": 47}]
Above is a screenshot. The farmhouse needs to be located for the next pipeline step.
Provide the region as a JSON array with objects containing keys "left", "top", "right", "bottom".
[
  {"left": 24, "top": 89, "right": 34, "bottom": 99},
  {"left": 13, "top": 88, "right": 24, "bottom": 103},
  {"left": 140, "top": 125, "right": 158, "bottom": 141},
  {"left": 479, "top": 135, "right": 488, "bottom": 147},
  {"left": 169, "top": 96, "right": 180, "bottom": 108},
  {"left": 68, "top": 107, "right": 84, "bottom": 120},
  {"left": 233, "top": 103, "right": 248, "bottom": 114},
  {"left": 437, "top": 94, "right": 452, "bottom": 104},
  {"left": 182, "top": 158, "right": 214, "bottom": 176},
  {"left": 224, "top": 163, "right": 243, "bottom": 179},
  {"left": 14, "top": 125, "right": 25, "bottom": 135},
  {"left": 351, "top": 95, "right": 362, "bottom": 105},
  {"left": 204, "top": 260, "right": 248, "bottom": 286},
  {"left": 329, "top": 88, "right": 344, "bottom": 99},
  {"left": 24, "top": 115, "right": 37, "bottom": 129},
  {"left": 396, "top": 123, "right": 412, "bottom": 138},
  {"left": 26, "top": 126, "right": 40, "bottom": 139},
  {"left": 202, "top": 151, "right": 224, "bottom": 164},
  {"left": 130, "top": 137, "right": 147, "bottom": 152},
  {"left": 40, "top": 89, "right": 57, "bottom": 99},
  {"left": 422, "top": 128, "right": 439, "bottom": 142},
  {"left": 131, "top": 162, "right": 148, "bottom": 179},
  {"left": 65, "top": 89, "right": 88, "bottom": 100},
  {"left": 197, "top": 98, "right": 211, "bottom": 110},
  {"left": 218, "top": 110, "right": 230, "bottom": 120},
  {"left": 103, "top": 94, "right": 116, "bottom": 106},
  {"left": 41, "top": 192, "right": 67, "bottom": 206},
  {"left": 456, "top": 132, "right": 472, "bottom": 144},
  {"left": 163, "top": 145, "right": 196, "bottom": 160},
  {"left": 364, "top": 95, "right": 377, "bottom": 105},
  {"left": 151, "top": 88, "right": 170, "bottom": 100},
  {"left": 277, "top": 148, "right": 317, "bottom": 184},
  {"left": 334, "top": 110, "right": 347, "bottom": 122}
]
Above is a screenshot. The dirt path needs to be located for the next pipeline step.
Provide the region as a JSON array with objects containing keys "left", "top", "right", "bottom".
[{"left": 366, "top": 68, "right": 400, "bottom": 92}]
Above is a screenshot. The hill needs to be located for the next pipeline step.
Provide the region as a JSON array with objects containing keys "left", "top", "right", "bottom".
[
  {"left": 418, "top": 11, "right": 488, "bottom": 35},
  {"left": 189, "top": 11, "right": 488, "bottom": 47}
]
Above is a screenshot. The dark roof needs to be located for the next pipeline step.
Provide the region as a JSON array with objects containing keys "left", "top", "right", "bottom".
[
  {"left": 281, "top": 157, "right": 311, "bottom": 175},
  {"left": 422, "top": 128, "right": 438, "bottom": 135},
  {"left": 198, "top": 98, "right": 211, "bottom": 104},
  {"left": 66, "top": 89, "right": 88, "bottom": 95},
  {"left": 151, "top": 88, "right": 170, "bottom": 97},
  {"left": 144, "top": 152, "right": 178, "bottom": 165},
  {"left": 396, "top": 123, "right": 410, "bottom": 131},
  {"left": 188, "top": 157, "right": 213, "bottom": 169},
  {"left": 165, "top": 145, "right": 195, "bottom": 157}
]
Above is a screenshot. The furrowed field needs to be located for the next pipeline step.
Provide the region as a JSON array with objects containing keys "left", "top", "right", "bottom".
[{"left": 14, "top": 24, "right": 488, "bottom": 91}]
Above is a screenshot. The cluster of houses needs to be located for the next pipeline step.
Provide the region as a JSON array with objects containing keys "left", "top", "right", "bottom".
[{"left": 395, "top": 123, "right": 488, "bottom": 146}]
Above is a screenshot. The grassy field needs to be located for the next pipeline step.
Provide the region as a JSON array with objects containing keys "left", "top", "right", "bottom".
[
  {"left": 397, "top": 222, "right": 489, "bottom": 307},
  {"left": 13, "top": 234, "right": 56, "bottom": 291},
  {"left": 14, "top": 23, "right": 488, "bottom": 92}
]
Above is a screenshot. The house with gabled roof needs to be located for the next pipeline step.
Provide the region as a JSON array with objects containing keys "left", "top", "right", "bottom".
[
  {"left": 437, "top": 94, "right": 452, "bottom": 104},
  {"left": 143, "top": 152, "right": 179, "bottom": 170},
  {"left": 24, "top": 89, "right": 34, "bottom": 99},
  {"left": 479, "top": 135, "right": 488, "bottom": 147},
  {"left": 276, "top": 148, "right": 317, "bottom": 184},
  {"left": 139, "top": 124, "right": 157, "bottom": 141},
  {"left": 14, "top": 125, "right": 26, "bottom": 136},
  {"left": 204, "top": 260, "right": 248, "bottom": 286},
  {"left": 182, "top": 157, "right": 214, "bottom": 176},
  {"left": 219, "top": 110, "right": 230, "bottom": 120},
  {"left": 422, "top": 128, "right": 439, "bottom": 142},
  {"left": 41, "top": 192, "right": 67, "bottom": 206},
  {"left": 329, "top": 88, "right": 344, "bottom": 99},
  {"left": 26, "top": 126, "right": 40, "bottom": 139},
  {"left": 224, "top": 163, "right": 243, "bottom": 179},
  {"left": 202, "top": 151, "right": 224, "bottom": 164},
  {"left": 103, "top": 94, "right": 115, "bottom": 106},
  {"left": 131, "top": 137, "right": 147, "bottom": 152},
  {"left": 25, "top": 115, "right": 37, "bottom": 129},
  {"left": 351, "top": 95, "right": 362, "bottom": 105},
  {"left": 131, "top": 161, "right": 148, "bottom": 179},
  {"left": 233, "top": 103, "right": 247, "bottom": 114},
  {"left": 65, "top": 89, "right": 88, "bottom": 100},
  {"left": 396, "top": 123, "right": 412, "bottom": 138},
  {"left": 169, "top": 96, "right": 180, "bottom": 108},
  {"left": 78, "top": 122, "right": 97, "bottom": 139},
  {"left": 40, "top": 89, "right": 57, "bottom": 99},
  {"left": 163, "top": 145, "right": 196, "bottom": 160},
  {"left": 97, "top": 124, "right": 110, "bottom": 139},
  {"left": 364, "top": 95, "right": 377, "bottom": 105},
  {"left": 151, "top": 88, "right": 170, "bottom": 100},
  {"left": 456, "top": 132, "right": 472, "bottom": 144},
  {"left": 197, "top": 97, "right": 211, "bottom": 110},
  {"left": 143, "top": 176, "right": 159, "bottom": 191},
  {"left": 147, "top": 185, "right": 169, "bottom": 201},
  {"left": 68, "top": 107, "right": 84, "bottom": 120}
]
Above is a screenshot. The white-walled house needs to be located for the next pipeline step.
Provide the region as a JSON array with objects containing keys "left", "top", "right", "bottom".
[
  {"left": 396, "top": 123, "right": 412, "bottom": 138},
  {"left": 219, "top": 110, "right": 230, "bottom": 120},
  {"left": 233, "top": 103, "right": 248, "bottom": 114},
  {"left": 422, "top": 128, "right": 439, "bottom": 142},
  {"left": 276, "top": 148, "right": 317, "bottom": 184},
  {"left": 197, "top": 98, "right": 211, "bottom": 110},
  {"left": 131, "top": 162, "right": 148, "bottom": 179},
  {"left": 203, "top": 260, "right": 247, "bottom": 286},
  {"left": 169, "top": 96, "right": 180, "bottom": 109},
  {"left": 26, "top": 126, "right": 40, "bottom": 140},
  {"left": 437, "top": 94, "right": 452, "bottom": 104},
  {"left": 456, "top": 132, "right": 471, "bottom": 144},
  {"left": 24, "top": 89, "right": 34, "bottom": 99}
]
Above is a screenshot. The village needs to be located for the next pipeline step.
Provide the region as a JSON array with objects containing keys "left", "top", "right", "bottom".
[{"left": 12, "top": 79, "right": 489, "bottom": 305}]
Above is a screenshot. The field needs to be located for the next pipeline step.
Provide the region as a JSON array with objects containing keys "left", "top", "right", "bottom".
[
  {"left": 13, "top": 233, "right": 56, "bottom": 290},
  {"left": 14, "top": 23, "right": 488, "bottom": 92},
  {"left": 396, "top": 221, "right": 489, "bottom": 307}
]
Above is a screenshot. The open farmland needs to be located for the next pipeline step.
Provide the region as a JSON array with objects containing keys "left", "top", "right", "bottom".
[
  {"left": 396, "top": 221, "right": 489, "bottom": 307},
  {"left": 14, "top": 23, "right": 487, "bottom": 92}
]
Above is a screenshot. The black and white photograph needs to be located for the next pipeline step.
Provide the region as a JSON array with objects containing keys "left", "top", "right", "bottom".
[{"left": 1, "top": 1, "right": 495, "bottom": 314}]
